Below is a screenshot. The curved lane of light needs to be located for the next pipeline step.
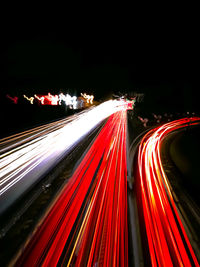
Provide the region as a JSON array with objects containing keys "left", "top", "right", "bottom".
[{"left": 136, "top": 117, "right": 200, "bottom": 266}]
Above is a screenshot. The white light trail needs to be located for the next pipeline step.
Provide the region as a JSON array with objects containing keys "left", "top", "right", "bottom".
[{"left": 0, "top": 100, "right": 128, "bottom": 213}]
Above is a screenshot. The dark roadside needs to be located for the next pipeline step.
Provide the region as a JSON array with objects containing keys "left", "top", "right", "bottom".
[
  {"left": 161, "top": 124, "right": 200, "bottom": 256},
  {"left": 169, "top": 125, "right": 200, "bottom": 206}
]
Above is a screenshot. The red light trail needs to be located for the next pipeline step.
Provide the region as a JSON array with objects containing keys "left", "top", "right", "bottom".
[
  {"left": 136, "top": 117, "right": 200, "bottom": 266},
  {"left": 15, "top": 109, "right": 129, "bottom": 266},
  {"left": 6, "top": 94, "right": 18, "bottom": 104}
]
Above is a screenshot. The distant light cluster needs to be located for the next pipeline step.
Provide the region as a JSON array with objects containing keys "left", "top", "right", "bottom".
[
  {"left": 6, "top": 93, "right": 95, "bottom": 109},
  {"left": 6, "top": 95, "right": 18, "bottom": 104},
  {"left": 81, "top": 93, "right": 94, "bottom": 104}
]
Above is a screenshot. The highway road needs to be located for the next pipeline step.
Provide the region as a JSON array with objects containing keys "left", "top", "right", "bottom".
[
  {"left": 14, "top": 108, "right": 129, "bottom": 266},
  {"left": 135, "top": 117, "right": 200, "bottom": 266},
  {"left": 2, "top": 99, "right": 200, "bottom": 266},
  {"left": 0, "top": 100, "right": 127, "bottom": 215}
]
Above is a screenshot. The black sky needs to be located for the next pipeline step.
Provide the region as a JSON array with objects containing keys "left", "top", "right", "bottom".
[{"left": 0, "top": 8, "right": 199, "bottom": 111}]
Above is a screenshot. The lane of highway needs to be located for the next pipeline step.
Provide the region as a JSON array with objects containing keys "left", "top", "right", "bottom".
[
  {"left": 15, "top": 108, "right": 129, "bottom": 266},
  {"left": 0, "top": 100, "right": 127, "bottom": 214},
  {"left": 136, "top": 117, "right": 200, "bottom": 266}
]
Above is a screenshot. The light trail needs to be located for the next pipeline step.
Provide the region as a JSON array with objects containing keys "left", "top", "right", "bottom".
[
  {"left": 34, "top": 94, "right": 45, "bottom": 104},
  {"left": 136, "top": 117, "right": 200, "bottom": 266},
  {"left": 23, "top": 95, "right": 34, "bottom": 104},
  {"left": 6, "top": 94, "right": 18, "bottom": 104},
  {"left": 81, "top": 93, "right": 94, "bottom": 104},
  {"left": 0, "top": 100, "right": 128, "bottom": 214},
  {"left": 15, "top": 108, "right": 129, "bottom": 266}
]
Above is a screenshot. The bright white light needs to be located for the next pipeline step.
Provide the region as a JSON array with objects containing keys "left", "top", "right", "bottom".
[
  {"left": 46, "top": 93, "right": 59, "bottom": 105},
  {"left": 0, "top": 100, "right": 127, "bottom": 205},
  {"left": 59, "top": 93, "right": 77, "bottom": 108}
]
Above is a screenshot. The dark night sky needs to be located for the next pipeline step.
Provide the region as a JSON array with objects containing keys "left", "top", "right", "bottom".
[{"left": 0, "top": 7, "right": 199, "bottom": 112}]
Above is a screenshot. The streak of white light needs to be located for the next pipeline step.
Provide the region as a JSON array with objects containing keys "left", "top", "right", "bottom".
[{"left": 0, "top": 100, "right": 127, "bottom": 196}]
